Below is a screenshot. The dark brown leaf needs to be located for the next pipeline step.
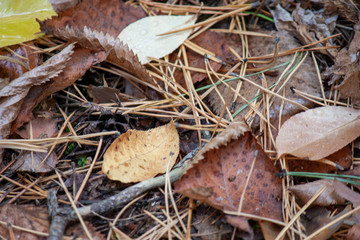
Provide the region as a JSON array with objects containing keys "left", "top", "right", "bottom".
[{"left": 175, "top": 119, "right": 282, "bottom": 232}]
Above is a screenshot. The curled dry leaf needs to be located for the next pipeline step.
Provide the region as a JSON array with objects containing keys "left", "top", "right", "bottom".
[
  {"left": 276, "top": 106, "right": 360, "bottom": 160},
  {"left": 0, "top": 43, "right": 74, "bottom": 162},
  {"left": 12, "top": 46, "right": 107, "bottom": 133},
  {"left": 289, "top": 179, "right": 360, "bottom": 206},
  {"left": 103, "top": 122, "right": 179, "bottom": 183},
  {"left": 175, "top": 119, "right": 282, "bottom": 233},
  {"left": 118, "top": 15, "right": 196, "bottom": 64}
]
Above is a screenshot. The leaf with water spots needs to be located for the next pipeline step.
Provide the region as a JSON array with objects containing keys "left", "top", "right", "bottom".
[
  {"left": 276, "top": 106, "right": 360, "bottom": 160},
  {"left": 117, "top": 15, "right": 196, "bottom": 64},
  {"left": 175, "top": 119, "right": 282, "bottom": 235},
  {"left": 102, "top": 122, "right": 179, "bottom": 183}
]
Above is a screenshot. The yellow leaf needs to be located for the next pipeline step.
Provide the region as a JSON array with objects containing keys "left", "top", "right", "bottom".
[
  {"left": 0, "top": 0, "right": 57, "bottom": 48},
  {"left": 102, "top": 122, "right": 179, "bottom": 183}
]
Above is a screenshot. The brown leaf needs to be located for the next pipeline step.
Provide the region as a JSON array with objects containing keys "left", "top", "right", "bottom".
[
  {"left": 169, "top": 30, "right": 232, "bottom": 87},
  {"left": 39, "top": 0, "right": 154, "bottom": 84},
  {"left": 0, "top": 204, "right": 104, "bottom": 239},
  {"left": 12, "top": 46, "right": 107, "bottom": 133},
  {"left": 323, "top": 22, "right": 360, "bottom": 106},
  {"left": 0, "top": 43, "right": 74, "bottom": 163},
  {"left": 276, "top": 106, "right": 360, "bottom": 160},
  {"left": 39, "top": 0, "right": 146, "bottom": 38},
  {"left": 88, "top": 85, "right": 121, "bottom": 104},
  {"left": 289, "top": 179, "right": 360, "bottom": 206},
  {"left": 347, "top": 224, "right": 360, "bottom": 240},
  {"left": 209, "top": 27, "right": 320, "bottom": 122},
  {"left": 103, "top": 122, "right": 179, "bottom": 183},
  {"left": 16, "top": 117, "right": 57, "bottom": 139},
  {"left": 40, "top": 27, "right": 154, "bottom": 85},
  {"left": 287, "top": 145, "right": 352, "bottom": 173},
  {"left": 302, "top": 206, "right": 351, "bottom": 240},
  {"left": 271, "top": 4, "right": 338, "bottom": 57},
  {"left": 175, "top": 119, "right": 282, "bottom": 231},
  {"left": 335, "top": 59, "right": 360, "bottom": 106},
  {"left": 0, "top": 43, "right": 39, "bottom": 80},
  {"left": 0, "top": 204, "right": 49, "bottom": 240},
  {"left": 321, "top": 0, "right": 359, "bottom": 22}
]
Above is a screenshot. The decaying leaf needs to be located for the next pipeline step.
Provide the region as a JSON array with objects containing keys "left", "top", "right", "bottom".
[
  {"left": 88, "top": 85, "right": 121, "bottom": 104},
  {"left": 12, "top": 117, "right": 58, "bottom": 172},
  {"left": 0, "top": 204, "right": 104, "bottom": 239},
  {"left": 276, "top": 106, "right": 360, "bottom": 160},
  {"left": 0, "top": 44, "right": 74, "bottom": 162},
  {"left": 347, "top": 224, "right": 360, "bottom": 240},
  {"left": 289, "top": 179, "right": 360, "bottom": 206},
  {"left": 118, "top": 15, "right": 196, "bottom": 64},
  {"left": 0, "top": 204, "right": 49, "bottom": 240},
  {"left": 39, "top": 0, "right": 154, "bottom": 84},
  {"left": 170, "top": 30, "right": 232, "bottom": 88},
  {"left": 302, "top": 205, "right": 351, "bottom": 240},
  {"left": 323, "top": 22, "right": 360, "bottom": 105},
  {"left": 103, "top": 122, "right": 179, "bottom": 183},
  {"left": 175, "top": 119, "right": 282, "bottom": 233},
  {"left": 12, "top": 46, "right": 107, "bottom": 133},
  {"left": 0, "top": 43, "right": 39, "bottom": 80}
]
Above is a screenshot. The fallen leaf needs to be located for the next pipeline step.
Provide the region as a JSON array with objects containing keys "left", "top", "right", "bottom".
[
  {"left": 302, "top": 205, "right": 351, "bottom": 240},
  {"left": 118, "top": 15, "right": 196, "bottom": 64},
  {"left": 0, "top": 204, "right": 104, "bottom": 239},
  {"left": 39, "top": 0, "right": 146, "bottom": 39},
  {"left": 276, "top": 106, "right": 360, "bottom": 160},
  {"left": 347, "top": 224, "right": 360, "bottom": 240},
  {"left": 175, "top": 119, "right": 282, "bottom": 232},
  {"left": 0, "top": 204, "right": 49, "bottom": 240},
  {"left": 271, "top": 4, "right": 338, "bottom": 58},
  {"left": 287, "top": 145, "right": 352, "bottom": 173},
  {"left": 335, "top": 58, "right": 360, "bottom": 106},
  {"left": 210, "top": 27, "right": 321, "bottom": 121},
  {"left": 103, "top": 122, "right": 179, "bottom": 183},
  {"left": 0, "top": 0, "right": 57, "bottom": 47},
  {"left": 323, "top": 22, "right": 360, "bottom": 105},
  {"left": 319, "top": 0, "right": 359, "bottom": 22},
  {"left": 0, "top": 43, "right": 39, "bottom": 80},
  {"left": 88, "top": 85, "right": 121, "bottom": 104},
  {"left": 39, "top": 0, "right": 154, "bottom": 84},
  {"left": 12, "top": 45, "right": 107, "bottom": 133},
  {"left": 16, "top": 117, "right": 57, "bottom": 139},
  {"left": 0, "top": 43, "right": 74, "bottom": 162},
  {"left": 289, "top": 179, "right": 360, "bottom": 206},
  {"left": 170, "top": 30, "right": 232, "bottom": 88}
]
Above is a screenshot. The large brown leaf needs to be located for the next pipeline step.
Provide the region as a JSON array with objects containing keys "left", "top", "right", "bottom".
[{"left": 175, "top": 119, "right": 282, "bottom": 232}]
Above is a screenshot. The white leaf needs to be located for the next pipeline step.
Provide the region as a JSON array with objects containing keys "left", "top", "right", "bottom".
[
  {"left": 276, "top": 106, "right": 360, "bottom": 160},
  {"left": 118, "top": 15, "right": 196, "bottom": 64}
]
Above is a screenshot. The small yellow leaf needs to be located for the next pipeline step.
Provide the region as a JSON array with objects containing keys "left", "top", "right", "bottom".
[{"left": 102, "top": 122, "right": 179, "bottom": 183}]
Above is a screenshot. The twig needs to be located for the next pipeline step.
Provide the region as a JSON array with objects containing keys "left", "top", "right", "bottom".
[{"left": 47, "top": 146, "right": 200, "bottom": 240}]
